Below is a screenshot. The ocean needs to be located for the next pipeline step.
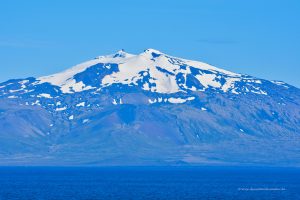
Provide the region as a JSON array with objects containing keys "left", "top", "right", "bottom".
[{"left": 0, "top": 166, "right": 299, "bottom": 200}]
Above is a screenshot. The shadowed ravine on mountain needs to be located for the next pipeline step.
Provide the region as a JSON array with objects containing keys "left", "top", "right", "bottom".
[{"left": 0, "top": 49, "right": 300, "bottom": 166}]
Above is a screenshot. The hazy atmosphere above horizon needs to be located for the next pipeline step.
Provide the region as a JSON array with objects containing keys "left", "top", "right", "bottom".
[{"left": 0, "top": 0, "right": 299, "bottom": 87}]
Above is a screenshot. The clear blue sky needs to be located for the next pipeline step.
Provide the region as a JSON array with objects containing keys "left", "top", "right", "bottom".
[{"left": 0, "top": 0, "right": 299, "bottom": 87}]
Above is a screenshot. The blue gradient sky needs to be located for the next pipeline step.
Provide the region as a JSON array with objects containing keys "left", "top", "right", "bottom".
[{"left": 0, "top": 0, "right": 299, "bottom": 87}]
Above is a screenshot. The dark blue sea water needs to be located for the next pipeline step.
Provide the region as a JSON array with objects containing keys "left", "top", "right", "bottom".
[{"left": 0, "top": 167, "right": 299, "bottom": 200}]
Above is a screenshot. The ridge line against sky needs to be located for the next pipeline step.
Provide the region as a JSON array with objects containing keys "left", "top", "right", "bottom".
[{"left": 0, "top": 0, "right": 299, "bottom": 87}]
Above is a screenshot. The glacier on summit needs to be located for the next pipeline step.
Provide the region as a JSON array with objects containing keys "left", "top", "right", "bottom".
[{"left": 36, "top": 49, "right": 266, "bottom": 96}]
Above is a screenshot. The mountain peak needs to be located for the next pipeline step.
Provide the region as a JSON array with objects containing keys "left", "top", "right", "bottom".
[
  {"left": 143, "top": 48, "right": 164, "bottom": 56},
  {"left": 94, "top": 49, "right": 135, "bottom": 60},
  {"left": 113, "top": 49, "right": 130, "bottom": 58}
]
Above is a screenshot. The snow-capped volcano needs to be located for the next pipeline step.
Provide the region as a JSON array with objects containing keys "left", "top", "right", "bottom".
[{"left": 0, "top": 49, "right": 300, "bottom": 166}]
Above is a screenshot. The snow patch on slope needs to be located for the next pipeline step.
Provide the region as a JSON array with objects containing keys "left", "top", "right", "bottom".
[
  {"left": 37, "top": 93, "right": 52, "bottom": 98},
  {"left": 149, "top": 96, "right": 195, "bottom": 104},
  {"left": 195, "top": 74, "right": 221, "bottom": 88}
]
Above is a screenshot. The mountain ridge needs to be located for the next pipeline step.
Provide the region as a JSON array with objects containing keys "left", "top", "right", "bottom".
[{"left": 0, "top": 49, "right": 299, "bottom": 166}]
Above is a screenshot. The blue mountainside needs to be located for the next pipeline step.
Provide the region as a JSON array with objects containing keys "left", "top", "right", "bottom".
[{"left": 0, "top": 49, "right": 300, "bottom": 166}]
